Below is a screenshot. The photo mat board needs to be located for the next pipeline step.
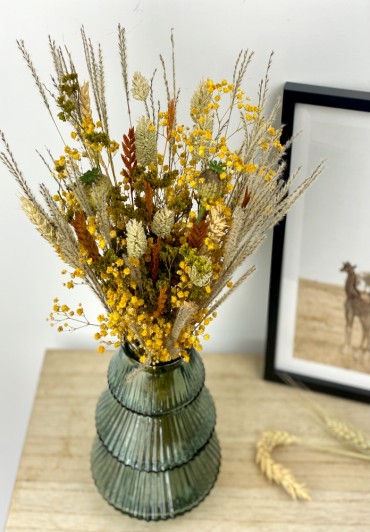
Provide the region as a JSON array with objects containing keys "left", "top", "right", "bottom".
[{"left": 264, "top": 82, "right": 370, "bottom": 402}]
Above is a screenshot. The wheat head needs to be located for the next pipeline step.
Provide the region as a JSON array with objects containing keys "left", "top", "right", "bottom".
[
  {"left": 322, "top": 414, "right": 370, "bottom": 454},
  {"left": 256, "top": 430, "right": 311, "bottom": 501}
]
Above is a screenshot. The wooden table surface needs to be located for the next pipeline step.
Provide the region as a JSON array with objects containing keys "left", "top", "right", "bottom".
[{"left": 5, "top": 350, "right": 370, "bottom": 531}]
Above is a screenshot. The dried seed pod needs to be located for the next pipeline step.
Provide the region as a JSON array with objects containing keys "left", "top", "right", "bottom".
[
  {"left": 82, "top": 173, "right": 112, "bottom": 210},
  {"left": 196, "top": 169, "right": 226, "bottom": 200}
]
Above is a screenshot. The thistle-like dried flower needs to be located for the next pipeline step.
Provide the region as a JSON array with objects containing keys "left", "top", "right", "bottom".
[
  {"left": 126, "top": 219, "right": 147, "bottom": 258},
  {"left": 209, "top": 205, "right": 228, "bottom": 239},
  {"left": 82, "top": 173, "right": 112, "bottom": 211},
  {"left": 135, "top": 116, "right": 157, "bottom": 167},
  {"left": 131, "top": 71, "right": 150, "bottom": 101},
  {"left": 189, "top": 256, "right": 213, "bottom": 287},
  {"left": 151, "top": 207, "right": 175, "bottom": 238},
  {"left": 197, "top": 169, "right": 226, "bottom": 200}
]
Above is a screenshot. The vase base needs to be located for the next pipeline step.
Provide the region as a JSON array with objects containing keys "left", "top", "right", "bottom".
[{"left": 91, "top": 431, "right": 221, "bottom": 521}]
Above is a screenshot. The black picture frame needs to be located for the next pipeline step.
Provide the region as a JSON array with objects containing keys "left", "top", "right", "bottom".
[{"left": 264, "top": 82, "right": 370, "bottom": 403}]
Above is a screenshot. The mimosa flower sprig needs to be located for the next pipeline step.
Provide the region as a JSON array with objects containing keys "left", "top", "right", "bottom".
[{"left": 1, "top": 26, "right": 323, "bottom": 364}]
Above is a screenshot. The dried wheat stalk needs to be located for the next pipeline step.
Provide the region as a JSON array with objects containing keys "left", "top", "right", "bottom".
[
  {"left": 118, "top": 24, "right": 132, "bottom": 127},
  {"left": 318, "top": 412, "right": 370, "bottom": 454},
  {"left": 256, "top": 431, "right": 312, "bottom": 501},
  {"left": 80, "top": 81, "right": 93, "bottom": 124},
  {"left": 20, "top": 197, "right": 60, "bottom": 247},
  {"left": 279, "top": 373, "right": 370, "bottom": 456}
]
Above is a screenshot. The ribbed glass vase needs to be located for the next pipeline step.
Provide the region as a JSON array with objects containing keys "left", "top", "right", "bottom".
[{"left": 91, "top": 343, "right": 221, "bottom": 520}]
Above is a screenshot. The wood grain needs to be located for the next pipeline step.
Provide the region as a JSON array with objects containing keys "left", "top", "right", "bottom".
[{"left": 5, "top": 350, "right": 370, "bottom": 531}]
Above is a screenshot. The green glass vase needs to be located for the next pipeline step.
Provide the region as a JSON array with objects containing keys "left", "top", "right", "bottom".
[{"left": 91, "top": 343, "right": 221, "bottom": 520}]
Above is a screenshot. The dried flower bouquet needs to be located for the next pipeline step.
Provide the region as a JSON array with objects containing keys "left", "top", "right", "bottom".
[{"left": 1, "top": 27, "right": 322, "bottom": 364}]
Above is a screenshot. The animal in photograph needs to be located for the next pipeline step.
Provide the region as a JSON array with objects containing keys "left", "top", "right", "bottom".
[
  {"left": 341, "top": 262, "right": 370, "bottom": 355},
  {"left": 293, "top": 263, "right": 370, "bottom": 375}
]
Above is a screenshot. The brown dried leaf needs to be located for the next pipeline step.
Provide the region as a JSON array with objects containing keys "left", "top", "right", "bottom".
[
  {"left": 153, "top": 285, "right": 168, "bottom": 318},
  {"left": 188, "top": 219, "right": 209, "bottom": 249},
  {"left": 167, "top": 98, "right": 176, "bottom": 141},
  {"left": 150, "top": 237, "right": 161, "bottom": 283},
  {"left": 121, "top": 127, "right": 137, "bottom": 180},
  {"left": 70, "top": 211, "right": 100, "bottom": 261},
  {"left": 241, "top": 185, "right": 251, "bottom": 208},
  {"left": 145, "top": 180, "right": 154, "bottom": 222}
]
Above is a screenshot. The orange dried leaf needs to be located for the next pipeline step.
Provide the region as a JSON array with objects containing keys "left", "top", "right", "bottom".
[
  {"left": 153, "top": 285, "right": 168, "bottom": 318},
  {"left": 150, "top": 237, "right": 161, "bottom": 283},
  {"left": 242, "top": 185, "right": 251, "bottom": 209},
  {"left": 145, "top": 181, "right": 154, "bottom": 222},
  {"left": 167, "top": 99, "right": 176, "bottom": 141},
  {"left": 70, "top": 211, "right": 100, "bottom": 261},
  {"left": 121, "top": 127, "right": 137, "bottom": 177},
  {"left": 188, "top": 219, "right": 209, "bottom": 249}
]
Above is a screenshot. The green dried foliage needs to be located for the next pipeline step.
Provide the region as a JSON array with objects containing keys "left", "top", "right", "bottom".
[
  {"left": 80, "top": 167, "right": 100, "bottom": 184},
  {"left": 208, "top": 160, "right": 226, "bottom": 174}
]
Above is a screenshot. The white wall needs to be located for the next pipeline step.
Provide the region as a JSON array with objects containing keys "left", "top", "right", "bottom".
[
  {"left": 288, "top": 105, "right": 370, "bottom": 285},
  {"left": 1, "top": 0, "right": 369, "bottom": 527}
]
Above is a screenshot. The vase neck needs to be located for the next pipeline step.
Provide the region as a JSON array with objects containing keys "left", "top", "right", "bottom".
[
  {"left": 124, "top": 342, "right": 183, "bottom": 372},
  {"left": 107, "top": 344, "right": 205, "bottom": 415}
]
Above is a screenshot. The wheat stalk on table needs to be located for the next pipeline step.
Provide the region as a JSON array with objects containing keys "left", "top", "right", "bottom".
[{"left": 255, "top": 430, "right": 312, "bottom": 501}]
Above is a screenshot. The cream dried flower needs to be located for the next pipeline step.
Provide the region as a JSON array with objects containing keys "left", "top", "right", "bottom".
[
  {"left": 189, "top": 256, "right": 213, "bottom": 287},
  {"left": 126, "top": 219, "right": 147, "bottom": 259},
  {"left": 20, "top": 196, "right": 59, "bottom": 246},
  {"left": 80, "top": 81, "right": 93, "bottom": 124},
  {"left": 131, "top": 71, "right": 150, "bottom": 101},
  {"left": 190, "top": 81, "right": 214, "bottom": 162},
  {"left": 135, "top": 116, "right": 157, "bottom": 167},
  {"left": 190, "top": 80, "right": 213, "bottom": 124},
  {"left": 209, "top": 205, "right": 228, "bottom": 239},
  {"left": 151, "top": 207, "right": 175, "bottom": 238}
]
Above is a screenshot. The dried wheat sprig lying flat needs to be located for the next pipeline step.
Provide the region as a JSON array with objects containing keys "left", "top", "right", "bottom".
[
  {"left": 256, "top": 430, "right": 312, "bottom": 501},
  {"left": 316, "top": 410, "right": 370, "bottom": 454},
  {"left": 256, "top": 428, "right": 370, "bottom": 501},
  {"left": 279, "top": 374, "right": 370, "bottom": 455}
]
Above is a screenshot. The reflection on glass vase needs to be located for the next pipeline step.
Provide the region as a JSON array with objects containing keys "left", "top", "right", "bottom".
[{"left": 91, "top": 343, "right": 221, "bottom": 520}]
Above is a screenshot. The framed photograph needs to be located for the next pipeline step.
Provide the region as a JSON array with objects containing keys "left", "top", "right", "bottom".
[{"left": 264, "top": 82, "right": 370, "bottom": 402}]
